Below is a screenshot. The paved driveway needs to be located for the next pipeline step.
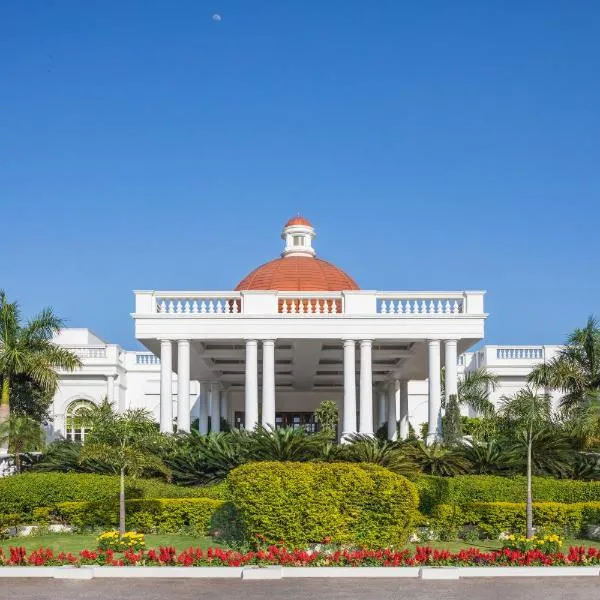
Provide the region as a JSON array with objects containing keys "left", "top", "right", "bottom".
[{"left": 1, "top": 578, "right": 598, "bottom": 600}]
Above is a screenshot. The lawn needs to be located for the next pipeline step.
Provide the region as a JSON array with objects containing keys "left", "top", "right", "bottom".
[
  {"left": 0, "top": 533, "right": 224, "bottom": 555},
  {"left": 2, "top": 534, "right": 600, "bottom": 556}
]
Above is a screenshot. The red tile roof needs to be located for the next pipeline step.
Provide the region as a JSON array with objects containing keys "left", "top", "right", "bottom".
[{"left": 235, "top": 256, "right": 359, "bottom": 291}]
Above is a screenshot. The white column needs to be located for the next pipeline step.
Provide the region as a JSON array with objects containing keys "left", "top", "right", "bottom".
[
  {"left": 177, "top": 340, "right": 191, "bottom": 433},
  {"left": 159, "top": 340, "right": 173, "bottom": 434},
  {"left": 399, "top": 379, "right": 409, "bottom": 440},
  {"left": 359, "top": 340, "right": 373, "bottom": 435},
  {"left": 387, "top": 381, "right": 397, "bottom": 441},
  {"left": 342, "top": 340, "right": 357, "bottom": 439},
  {"left": 261, "top": 339, "right": 276, "bottom": 429},
  {"left": 245, "top": 339, "right": 259, "bottom": 430},
  {"left": 106, "top": 375, "right": 115, "bottom": 406},
  {"left": 220, "top": 389, "right": 229, "bottom": 426},
  {"left": 444, "top": 339, "right": 458, "bottom": 404},
  {"left": 378, "top": 388, "right": 387, "bottom": 429},
  {"left": 199, "top": 381, "right": 210, "bottom": 435},
  {"left": 210, "top": 382, "right": 221, "bottom": 433},
  {"left": 427, "top": 339, "right": 442, "bottom": 445}
]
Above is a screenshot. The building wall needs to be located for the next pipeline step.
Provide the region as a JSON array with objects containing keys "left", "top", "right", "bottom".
[{"left": 46, "top": 329, "right": 565, "bottom": 439}]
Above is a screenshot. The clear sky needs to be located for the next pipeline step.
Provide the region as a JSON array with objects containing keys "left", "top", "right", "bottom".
[{"left": 1, "top": 1, "right": 599, "bottom": 349}]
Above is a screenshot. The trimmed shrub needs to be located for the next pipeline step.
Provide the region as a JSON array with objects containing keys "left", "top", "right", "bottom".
[
  {"left": 413, "top": 474, "right": 600, "bottom": 515},
  {"left": 0, "top": 473, "right": 223, "bottom": 517},
  {"left": 227, "top": 462, "right": 419, "bottom": 548},
  {"left": 53, "top": 497, "right": 225, "bottom": 534},
  {"left": 432, "top": 501, "right": 600, "bottom": 538}
]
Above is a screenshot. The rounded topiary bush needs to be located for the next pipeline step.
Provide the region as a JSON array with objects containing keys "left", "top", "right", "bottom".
[{"left": 226, "top": 462, "right": 419, "bottom": 548}]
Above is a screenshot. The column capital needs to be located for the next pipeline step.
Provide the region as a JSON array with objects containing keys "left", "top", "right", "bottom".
[
  {"left": 262, "top": 339, "right": 276, "bottom": 345},
  {"left": 443, "top": 339, "right": 458, "bottom": 345},
  {"left": 176, "top": 338, "right": 191, "bottom": 344},
  {"left": 427, "top": 338, "right": 441, "bottom": 346},
  {"left": 342, "top": 338, "right": 356, "bottom": 346},
  {"left": 359, "top": 339, "right": 373, "bottom": 346},
  {"left": 160, "top": 338, "right": 173, "bottom": 345},
  {"left": 244, "top": 338, "right": 258, "bottom": 345}
]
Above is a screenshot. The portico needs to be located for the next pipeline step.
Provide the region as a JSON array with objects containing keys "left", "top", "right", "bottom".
[{"left": 132, "top": 217, "right": 486, "bottom": 442}]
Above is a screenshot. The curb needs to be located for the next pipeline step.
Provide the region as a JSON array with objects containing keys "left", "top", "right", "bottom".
[{"left": 0, "top": 566, "right": 599, "bottom": 579}]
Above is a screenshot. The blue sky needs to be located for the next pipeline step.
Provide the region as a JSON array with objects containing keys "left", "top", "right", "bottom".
[{"left": 1, "top": 1, "right": 598, "bottom": 349}]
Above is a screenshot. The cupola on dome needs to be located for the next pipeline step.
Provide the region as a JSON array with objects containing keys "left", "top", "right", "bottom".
[{"left": 235, "top": 217, "right": 359, "bottom": 292}]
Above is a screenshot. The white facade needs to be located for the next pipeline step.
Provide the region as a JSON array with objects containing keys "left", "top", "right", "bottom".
[
  {"left": 48, "top": 328, "right": 562, "bottom": 441},
  {"left": 44, "top": 219, "right": 562, "bottom": 442}
]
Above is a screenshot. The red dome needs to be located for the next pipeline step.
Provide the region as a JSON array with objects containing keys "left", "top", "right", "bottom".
[
  {"left": 285, "top": 216, "right": 313, "bottom": 227},
  {"left": 235, "top": 256, "right": 359, "bottom": 291}
]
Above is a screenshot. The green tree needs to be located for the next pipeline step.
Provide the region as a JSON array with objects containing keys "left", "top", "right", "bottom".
[
  {"left": 78, "top": 402, "right": 170, "bottom": 534},
  {"left": 529, "top": 316, "right": 600, "bottom": 409},
  {"left": 442, "top": 394, "right": 463, "bottom": 446},
  {"left": 313, "top": 400, "right": 338, "bottom": 438},
  {"left": 456, "top": 368, "right": 498, "bottom": 416},
  {"left": 0, "top": 415, "right": 45, "bottom": 473},
  {"left": 0, "top": 291, "right": 81, "bottom": 428},
  {"left": 405, "top": 440, "right": 471, "bottom": 476},
  {"left": 499, "top": 386, "right": 552, "bottom": 538},
  {"left": 342, "top": 434, "right": 418, "bottom": 476}
]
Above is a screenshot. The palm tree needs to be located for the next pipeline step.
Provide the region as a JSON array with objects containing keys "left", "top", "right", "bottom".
[
  {"left": 0, "top": 415, "right": 45, "bottom": 473},
  {"left": 78, "top": 403, "right": 169, "bottom": 534},
  {"left": 456, "top": 369, "right": 499, "bottom": 416},
  {"left": 404, "top": 440, "right": 471, "bottom": 476},
  {"left": 0, "top": 291, "right": 81, "bottom": 428},
  {"left": 342, "top": 434, "right": 418, "bottom": 476},
  {"left": 529, "top": 316, "right": 600, "bottom": 409},
  {"left": 249, "top": 426, "right": 324, "bottom": 461},
  {"left": 499, "top": 386, "right": 552, "bottom": 538},
  {"left": 456, "top": 439, "right": 519, "bottom": 474}
]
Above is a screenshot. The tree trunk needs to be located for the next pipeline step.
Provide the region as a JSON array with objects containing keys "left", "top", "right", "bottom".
[
  {"left": 0, "top": 376, "right": 9, "bottom": 452},
  {"left": 526, "top": 434, "right": 533, "bottom": 538},
  {"left": 119, "top": 468, "right": 126, "bottom": 535}
]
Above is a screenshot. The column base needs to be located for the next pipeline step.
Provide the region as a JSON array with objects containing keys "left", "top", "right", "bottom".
[{"left": 340, "top": 431, "right": 358, "bottom": 444}]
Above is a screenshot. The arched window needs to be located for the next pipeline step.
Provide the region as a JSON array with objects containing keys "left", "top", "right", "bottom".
[{"left": 65, "top": 399, "right": 96, "bottom": 443}]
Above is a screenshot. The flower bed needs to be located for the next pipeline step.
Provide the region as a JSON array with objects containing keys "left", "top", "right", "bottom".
[{"left": 2, "top": 545, "right": 600, "bottom": 567}]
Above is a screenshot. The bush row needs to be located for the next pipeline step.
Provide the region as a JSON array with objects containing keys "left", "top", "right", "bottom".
[
  {"left": 51, "top": 498, "right": 226, "bottom": 534},
  {"left": 227, "top": 462, "right": 419, "bottom": 548},
  {"left": 431, "top": 501, "right": 600, "bottom": 538},
  {"left": 413, "top": 474, "right": 600, "bottom": 514},
  {"left": 0, "top": 473, "right": 226, "bottom": 516}
]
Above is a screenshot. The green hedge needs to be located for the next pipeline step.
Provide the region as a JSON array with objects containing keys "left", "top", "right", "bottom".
[
  {"left": 53, "top": 498, "right": 225, "bottom": 534},
  {"left": 413, "top": 475, "right": 600, "bottom": 515},
  {"left": 227, "top": 462, "right": 419, "bottom": 549},
  {"left": 0, "top": 473, "right": 225, "bottom": 517},
  {"left": 432, "top": 501, "right": 600, "bottom": 538}
]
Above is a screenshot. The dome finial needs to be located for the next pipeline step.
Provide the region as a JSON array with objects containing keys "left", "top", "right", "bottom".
[{"left": 281, "top": 216, "right": 316, "bottom": 258}]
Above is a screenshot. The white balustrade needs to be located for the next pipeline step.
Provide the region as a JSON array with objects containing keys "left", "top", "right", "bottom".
[
  {"left": 496, "top": 347, "right": 544, "bottom": 360},
  {"left": 376, "top": 294, "right": 464, "bottom": 316},
  {"left": 67, "top": 347, "right": 107, "bottom": 359},
  {"left": 155, "top": 294, "right": 242, "bottom": 315},
  {"left": 134, "top": 290, "right": 482, "bottom": 317},
  {"left": 278, "top": 294, "right": 341, "bottom": 315},
  {"left": 136, "top": 353, "right": 161, "bottom": 365}
]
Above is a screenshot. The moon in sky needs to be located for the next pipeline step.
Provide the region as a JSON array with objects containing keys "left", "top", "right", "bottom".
[{"left": 212, "top": 13, "right": 222, "bottom": 21}]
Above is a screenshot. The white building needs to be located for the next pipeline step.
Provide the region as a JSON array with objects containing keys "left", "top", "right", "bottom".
[{"left": 49, "top": 217, "right": 561, "bottom": 443}]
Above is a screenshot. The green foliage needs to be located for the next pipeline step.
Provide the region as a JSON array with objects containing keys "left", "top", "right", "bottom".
[
  {"left": 0, "top": 415, "right": 44, "bottom": 473},
  {"left": 0, "top": 290, "right": 81, "bottom": 418},
  {"left": 227, "top": 462, "right": 419, "bottom": 548},
  {"left": 53, "top": 497, "right": 225, "bottom": 534},
  {"left": 413, "top": 474, "right": 600, "bottom": 515},
  {"left": 456, "top": 440, "right": 520, "bottom": 474},
  {"left": 342, "top": 434, "right": 418, "bottom": 476},
  {"left": 442, "top": 394, "right": 462, "bottom": 446},
  {"left": 166, "top": 431, "right": 248, "bottom": 486},
  {"left": 529, "top": 315, "right": 600, "bottom": 410},
  {"left": 432, "top": 501, "right": 600, "bottom": 538},
  {"left": 405, "top": 441, "right": 471, "bottom": 476},
  {"left": 33, "top": 440, "right": 117, "bottom": 474},
  {"left": 313, "top": 400, "right": 338, "bottom": 438},
  {"left": 0, "top": 472, "right": 214, "bottom": 517}
]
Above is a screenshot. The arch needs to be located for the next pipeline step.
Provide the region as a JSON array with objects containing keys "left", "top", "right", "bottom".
[{"left": 65, "top": 399, "right": 96, "bottom": 443}]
